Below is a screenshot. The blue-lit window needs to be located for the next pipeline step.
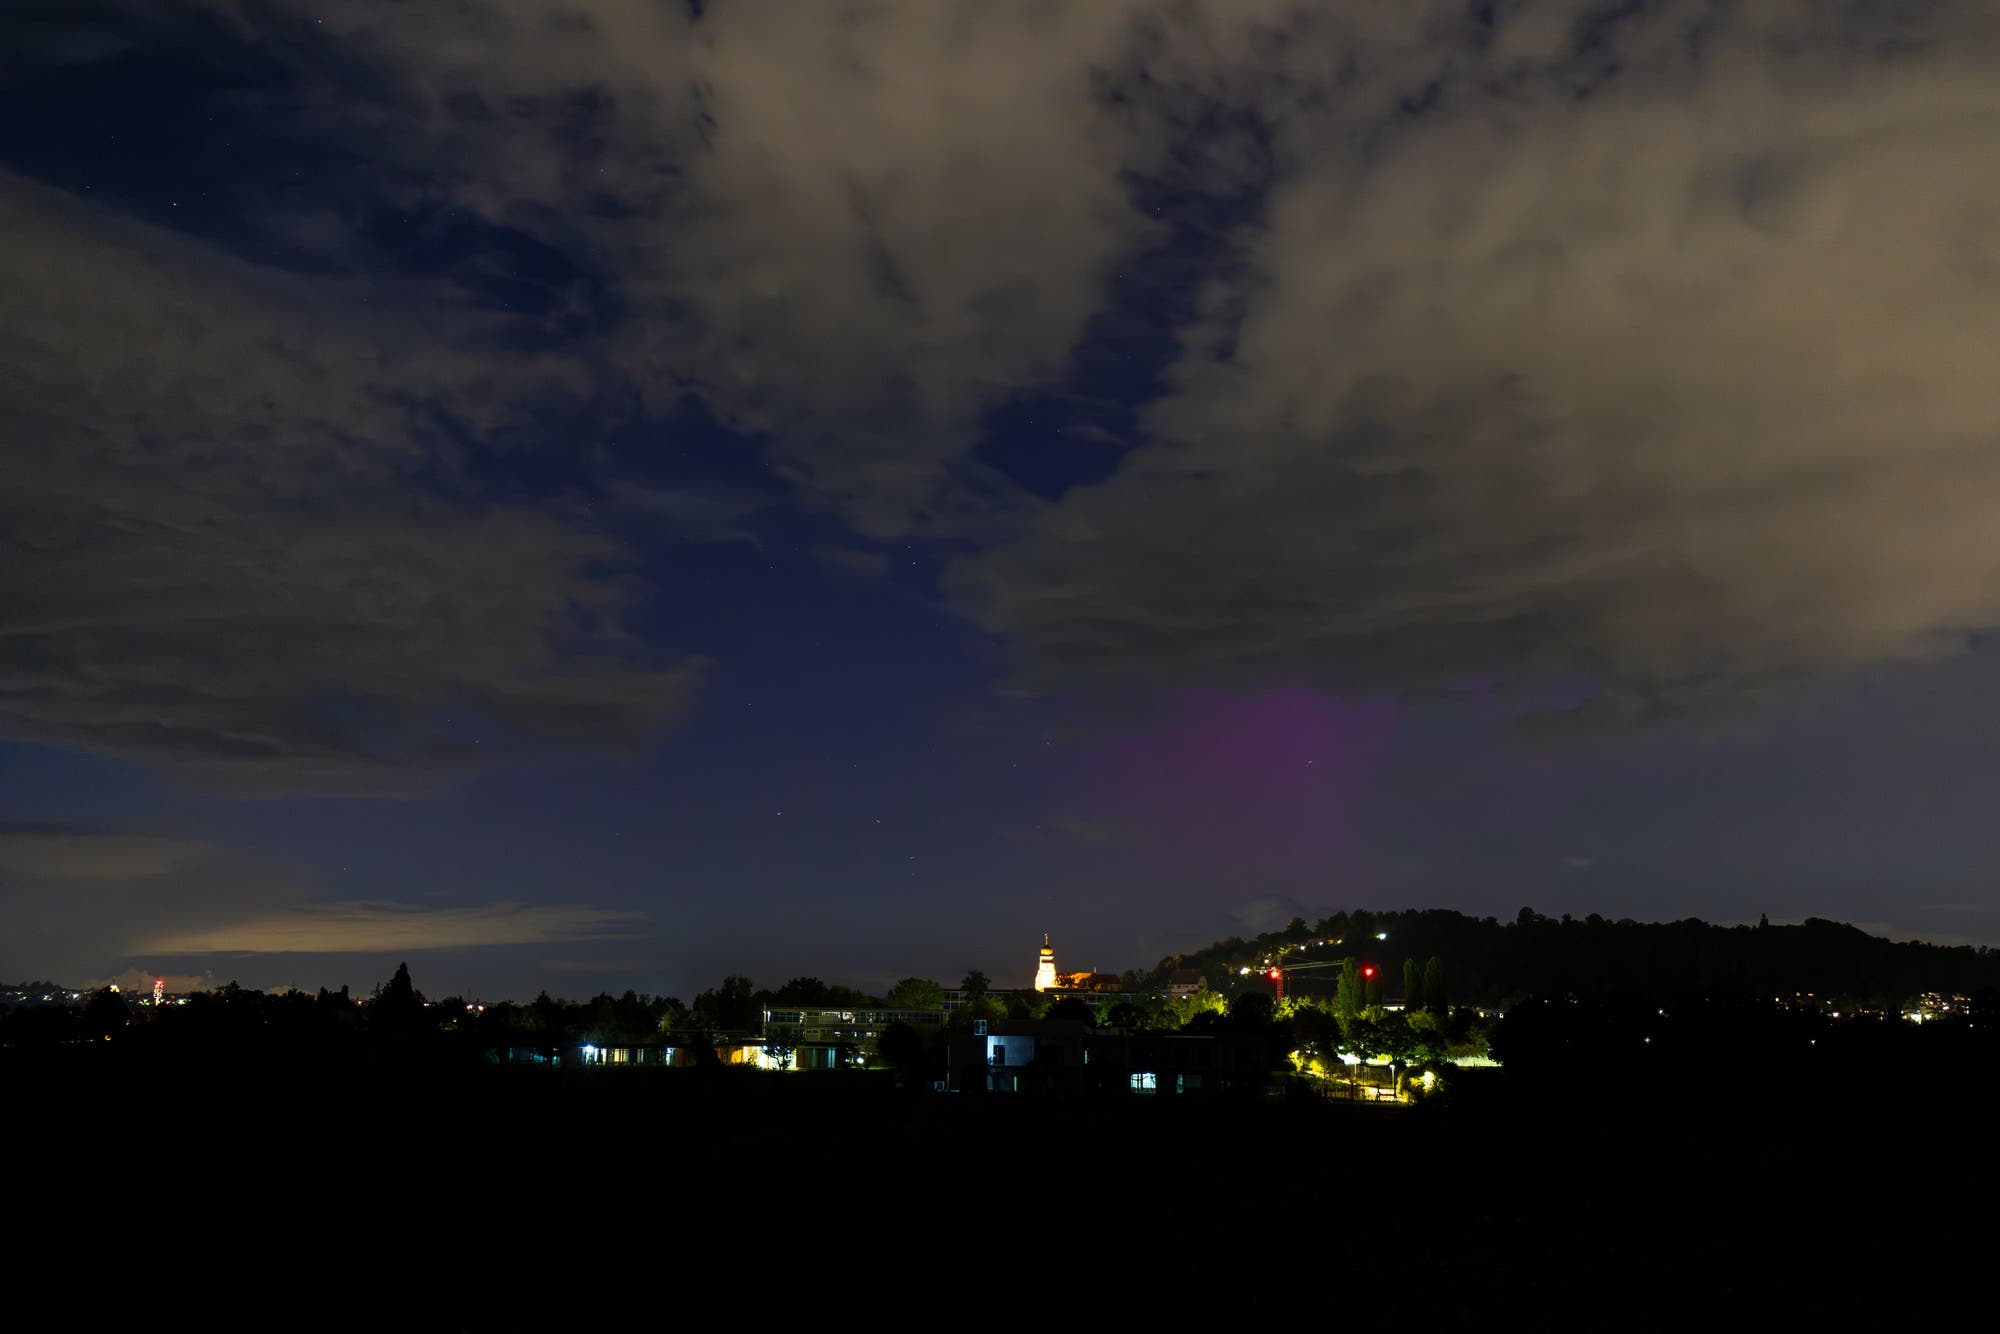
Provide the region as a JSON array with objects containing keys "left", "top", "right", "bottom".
[{"left": 1130, "top": 1072, "right": 1157, "bottom": 1092}]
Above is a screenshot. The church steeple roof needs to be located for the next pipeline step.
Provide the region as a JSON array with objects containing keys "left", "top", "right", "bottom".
[{"left": 1033, "top": 932, "right": 1057, "bottom": 991}]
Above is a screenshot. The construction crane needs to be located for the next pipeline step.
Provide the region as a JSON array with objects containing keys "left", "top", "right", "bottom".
[{"left": 1255, "top": 955, "right": 1374, "bottom": 1001}]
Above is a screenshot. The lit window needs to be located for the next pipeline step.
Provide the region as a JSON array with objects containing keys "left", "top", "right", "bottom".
[{"left": 1130, "top": 1072, "right": 1157, "bottom": 1092}]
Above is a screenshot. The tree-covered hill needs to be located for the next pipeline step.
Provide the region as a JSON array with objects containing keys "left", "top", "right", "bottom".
[{"left": 1127, "top": 907, "right": 2000, "bottom": 1008}]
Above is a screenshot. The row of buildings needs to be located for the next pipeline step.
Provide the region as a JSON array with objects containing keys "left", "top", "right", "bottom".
[
  {"left": 524, "top": 1015, "right": 1284, "bottom": 1096},
  {"left": 503, "top": 936, "right": 1280, "bottom": 1093}
]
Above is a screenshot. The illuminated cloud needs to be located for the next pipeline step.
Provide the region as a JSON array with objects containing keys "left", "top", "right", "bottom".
[
  {"left": 964, "top": 2, "right": 2000, "bottom": 725},
  {"left": 13, "top": 0, "right": 2000, "bottom": 792},
  {"left": 96, "top": 966, "right": 226, "bottom": 995},
  {"left": 141, "top": 899, "right": 644, "bottom": 955},
  {"left": 236, "top": 0, "right": 1169, "bottom": 534},
  {"left": 0, "top": 824, "right": 640, "bottom": 978}
]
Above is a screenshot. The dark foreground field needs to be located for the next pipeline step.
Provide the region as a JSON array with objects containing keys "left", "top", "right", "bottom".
[{"left": 13, "top": 1052, "right": 1992, "bottom": 1327}]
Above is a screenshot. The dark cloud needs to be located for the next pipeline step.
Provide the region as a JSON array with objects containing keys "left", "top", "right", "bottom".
[
  {"left": 602, "top": 480, "right": 770, "bottom": 548},
  {"left": 113, "top": 0, "right": 1166, "bottom": 534},
  {"left": 812, "top": 546, "right": 893, "bottom": 577},
  {"left": 1007, "top": 812, "right": 1126, "bottom": 848},
  {"left": 0, "top": 822, "right": 203, "bottom": 880},
  {"left": 0, "top": 825, "right": 304, "bottom": 980},
  {"left": 3, "top": 0, "right": 1172, "bottom": 785},
  {"left": 0, "top": 171, "right": 699, "bottom": 792},
  {"left": 1229, "top": 895, "right": 1315, "bottom": 938}
]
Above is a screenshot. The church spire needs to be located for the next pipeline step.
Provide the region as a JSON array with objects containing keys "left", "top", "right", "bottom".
[{"left": 1034, "top": 933, "right": 1056, "bottom": 991}]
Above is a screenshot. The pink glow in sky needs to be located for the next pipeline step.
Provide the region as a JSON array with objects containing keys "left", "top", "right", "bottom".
[{"left": 1074, "top": 687, "right": 1398, "bottom": 890}]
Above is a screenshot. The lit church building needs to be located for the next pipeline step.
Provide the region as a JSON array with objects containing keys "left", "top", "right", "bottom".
[
  {"left": 1033, "top": 934, "right": 1122, "bottom": 994},
  {"left": 1034, "top": 934, "right": 1057, "bottom": 991}
]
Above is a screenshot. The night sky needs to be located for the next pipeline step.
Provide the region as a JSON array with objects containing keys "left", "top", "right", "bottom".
[{"left": 7, "top": 2, "right": 2000, "bottom": 1001}]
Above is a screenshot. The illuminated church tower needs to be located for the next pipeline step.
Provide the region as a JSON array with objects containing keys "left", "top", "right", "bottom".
[{"left": 1034, "top": 933, "right": 1057, "bottom": 992}]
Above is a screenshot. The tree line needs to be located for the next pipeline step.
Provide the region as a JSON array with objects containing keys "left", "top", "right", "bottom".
[{"left": 0, "top": 964, "right": 977, "bottom": 1052}]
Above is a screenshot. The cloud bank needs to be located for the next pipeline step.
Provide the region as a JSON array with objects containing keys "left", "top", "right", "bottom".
[
  {"left": 141, "top": 899, "right": 644, "bottom": 954},
  {"left": 0, "top": 824, "right": 643, "bottom": 979},
  {"left": 9, "top": 0, "right": 2000, "bottom": 791},
  {"left": 963, "top": 2, "right": 2000, "bottom": 725},
  {"left": 0, "top": 169, "right": 699, "bottom": 792}
]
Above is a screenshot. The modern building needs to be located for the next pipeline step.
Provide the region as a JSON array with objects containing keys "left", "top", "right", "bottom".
[
  {"left": 760, "top": 1005, "right": 945, "bottom": 1068},
  {"left": 945, "top": 1019, "right": 1282, "bottom": 1095},
  {"left": 501, "top": 1037, "right": 774, "bottom": 1068}
]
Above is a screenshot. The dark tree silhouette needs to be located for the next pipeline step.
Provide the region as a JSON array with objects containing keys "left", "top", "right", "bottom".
[
  {"left": 884, "top": 977, "right": 945, "bottom": 1009},
  {"left": 1228, "top": 991, "right": 1276, "bottom": 1028},
  {"left": 80, "top": 987, "right": 129, "bottom": 1038},
  {"left": 774, "top": 976, "right": 832, "bottom": 1006},
  {"left": 1044, "top": 997, "right": 1094, "bottom": 1024},
  {"left": 692, "top": 976, "right": 759, "bottom": 1032},
  {"left": 1336, "top": 958, "right": 1362, "bottom": 1016},
  {"left": 877, "top": 1020, "right": 926, "bottom": 1080},
  {"left": 959, "top": 969, "right": 990, "bottom": 998},
  {"left": 1103, "top": 1001, "right": 1144, "bottom": 1029},
  {"left": 371, "top": 962, "right": 425, "bottom": 1032}
]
